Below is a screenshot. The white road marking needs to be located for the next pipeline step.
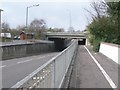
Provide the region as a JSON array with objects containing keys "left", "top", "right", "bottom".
[
  {"left": 37, "top": 56, "right": 46, "bottom": 59},
  {"left": 2, "top": 53, "right": 57, "bottom": 67},
  {"left": 16, "top": 54, "right": 54, "bottom": 64},
  {"left": 84, "top": 46, "right": 117, "bottom": 89},
  {"left": 0, "top": 65, "right": 6, "bottom": 68},
  {"left": 36, "top": 55, "right": 52, "bottom": 59},
  {"left": 17, "top": 59, "right": 33, "bottom": 64}
]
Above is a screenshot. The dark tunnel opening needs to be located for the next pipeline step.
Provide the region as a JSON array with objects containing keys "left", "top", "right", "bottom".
[
  {"left": 78, "top": 39, "right": 86, "bottom": 45},
  {"left": 48, "top": 38, "right": 65, "bottom": 51}
]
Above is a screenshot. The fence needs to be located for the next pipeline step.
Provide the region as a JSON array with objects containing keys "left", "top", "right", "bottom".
[{"left": 11, "top": 40, "right": 78, "bottom": 89}]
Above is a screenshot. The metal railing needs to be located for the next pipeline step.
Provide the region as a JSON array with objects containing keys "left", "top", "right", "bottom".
[{"left": 11, "top": 40, "right": 78, "bottom": 89}]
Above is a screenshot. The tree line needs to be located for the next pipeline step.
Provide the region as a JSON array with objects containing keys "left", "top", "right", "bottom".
[
  {"left": 1, "top": 18, "right": 65, "bottom": 39},
  {"left": 87, "top": 1, "right": 120, "bottom": 52}
]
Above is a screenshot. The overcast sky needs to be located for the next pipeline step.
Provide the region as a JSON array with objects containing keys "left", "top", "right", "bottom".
[{"left": 0, "top": 0, "right": 99, "bottom": 31}]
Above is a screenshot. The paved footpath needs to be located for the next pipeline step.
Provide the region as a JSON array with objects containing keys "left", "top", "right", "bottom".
[{"left": 69, "top": 45, "right": 119, "bottom": 89}]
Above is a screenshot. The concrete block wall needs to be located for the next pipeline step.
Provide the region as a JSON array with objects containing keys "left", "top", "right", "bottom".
[
  {"left": 2, "top": 45, "right": 26, "bottom": 60},
  {"left": 99, "top": 42, "right": 119, "bottom": 64},
  {"left": 26, "top": 43, "right": 55, "bottom": 55},
  {"left": 1, "top": 42, "right": 55, "bottom": 60}
]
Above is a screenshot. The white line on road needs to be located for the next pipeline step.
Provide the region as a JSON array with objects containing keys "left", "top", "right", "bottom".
[
  {"left": 17, "top": 59, "right": 33, "bottom": 64},
  {"left": 0, "top": 65, "right": 6, "bottom": 68},
  {"left": 36, "top": 55, "right": 52, "bottom": 59},
  {"left": 37, "top": 56, "right": 46, "bottom": 59},
  {"left": 16, "top": 54, "right": 53, "bottom": 64},
  {"left": 84, "top": 46, "right": 117, "bottom": 89}
]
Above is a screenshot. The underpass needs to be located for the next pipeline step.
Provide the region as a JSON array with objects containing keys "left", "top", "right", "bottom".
[{"left": 46, "top": 32, "right": 87, "bottom": 51}]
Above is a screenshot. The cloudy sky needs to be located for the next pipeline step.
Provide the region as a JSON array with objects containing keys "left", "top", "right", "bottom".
[{"left": 0, "top": 0, "right": 100, "bottom": 31}]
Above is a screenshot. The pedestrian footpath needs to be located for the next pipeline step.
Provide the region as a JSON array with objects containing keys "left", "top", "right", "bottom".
[{"left": 68, "top": 45, "right": 118, "bottom": 89}]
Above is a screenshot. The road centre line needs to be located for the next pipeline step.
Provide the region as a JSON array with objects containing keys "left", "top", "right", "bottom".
[
  {"left": 84, "top": 46, "right": 117, "bottom": 89},
  {"left": 17, "top": 59, "right": 33, "bottom": 64},
  {"left": 36, "top": 55, "right": 52, "bottom": 59},
  {"left": 0, "top": 54, "right": 56, "bottom": 69},
  {"left": 17, "top": 55, "right": 50, "bottom": 64},
  {"left": 0, "top": 65, "right": 6, "bottom": 68},
  {"left": 37, "top": 56, "right": 46, "bottom": 59}
]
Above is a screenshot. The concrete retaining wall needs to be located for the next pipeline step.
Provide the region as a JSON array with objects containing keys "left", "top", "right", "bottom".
[
  {"left": 2, "top": 42, "right": 55, "bottom": 60},
  {"left": 99, "top": 42, "right": 120, "bottom": 64},
  {"left": 48, "top": 38, "right": 72, "bottom": 51}
]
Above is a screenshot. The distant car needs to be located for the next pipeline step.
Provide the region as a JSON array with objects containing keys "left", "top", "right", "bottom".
[
  {"left": 18, "top": 36, "right": 20, "bottom": 40},
  {"left": 14, "top": 36, "right": 20, "bottom": 40}
]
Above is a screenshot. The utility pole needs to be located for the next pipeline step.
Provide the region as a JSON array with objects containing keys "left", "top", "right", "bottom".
[{"left": 26, "top": 7, "right": 29, "bottom": 29}]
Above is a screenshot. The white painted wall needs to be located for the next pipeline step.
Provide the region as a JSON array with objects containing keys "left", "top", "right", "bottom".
[
  {"left": 86, "top": 39, "right": 90, "bottom": 46},
  {"left": 99, "top": 42, "right": 119, "bottom": 64}
]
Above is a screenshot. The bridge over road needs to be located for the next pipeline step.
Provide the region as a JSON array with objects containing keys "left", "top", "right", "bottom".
[
  {"left": 46, "top": 32, "right": 86, "bottom": 39},
  {"left": 46, "top": 32, "right": 88, "bottom": 50}
]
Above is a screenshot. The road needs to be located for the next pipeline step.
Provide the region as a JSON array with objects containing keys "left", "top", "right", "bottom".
[
  {"left": 1, "top": 52, "right": 59, "bottom": 88},
  {"left": 69, "top": 45, "right": 118, "bottom": 89}
]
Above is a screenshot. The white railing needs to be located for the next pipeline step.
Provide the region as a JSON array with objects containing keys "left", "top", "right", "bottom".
[{"left": 11, "top": 40, "right": 78, "bottom": 89}]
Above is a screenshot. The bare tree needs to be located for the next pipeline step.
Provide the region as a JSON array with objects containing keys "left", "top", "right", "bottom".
[
  {"left": 2, "top": 22, "right": 10, "bottom": 31},
  {"left": 16, "top": 25, "right": 26, "bottom": 31},
  {"left": 85, "top": 1, "right": 108, "bottom": 21},
  {"left": 29, "top": 19, "right": 47, "bottom": 32}
]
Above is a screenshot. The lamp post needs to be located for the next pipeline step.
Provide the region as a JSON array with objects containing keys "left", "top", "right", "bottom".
[
  {"left": 0, "top": 9, "right": 3, "bottom": 30},
  {"left": 26, "top": 4, "right": 39, "bottom": 29}
]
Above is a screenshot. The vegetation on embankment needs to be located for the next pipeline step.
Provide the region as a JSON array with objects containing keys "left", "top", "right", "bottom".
[{"left": 86, "top": 1, "right": 120, "bottom": 52}]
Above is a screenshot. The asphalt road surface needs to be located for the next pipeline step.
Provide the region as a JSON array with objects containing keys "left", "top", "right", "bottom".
[
  {"left": 1, "top": 52, "right": 59, "bottom": 88},
  {"left": 69, "top": 45, "right": 119, "bottom": 89}
]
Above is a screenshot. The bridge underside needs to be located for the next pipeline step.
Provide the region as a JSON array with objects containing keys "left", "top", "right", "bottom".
[
  {"left": 48, "top": 38, "right": 86, "bottom": 51},
  {"left": 48, "top": 38, "right": 72, "bottom": 51},
  {"left": 47, "top": 32, "right": 87, "bottom": 50}
]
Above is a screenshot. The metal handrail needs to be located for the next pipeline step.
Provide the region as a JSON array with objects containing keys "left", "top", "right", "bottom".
[{"left": 11, "top": 40, "right": 78, "bottom": 89}]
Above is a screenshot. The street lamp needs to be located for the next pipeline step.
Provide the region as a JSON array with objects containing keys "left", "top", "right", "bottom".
[
  {"left": 26, "top": 4, "right": 39, "bottom": 29},
  {"left": 0, "top": 9, "right": 3, "bottom": 30}
]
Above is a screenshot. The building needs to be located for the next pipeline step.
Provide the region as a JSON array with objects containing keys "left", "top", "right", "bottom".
[
  {"left": 20, "top": 31, "right": 35, "bottom": 40},
  {"left": 20, "top": 31, "right": 26, "bottom": 40}
]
